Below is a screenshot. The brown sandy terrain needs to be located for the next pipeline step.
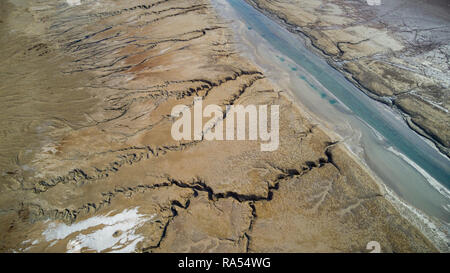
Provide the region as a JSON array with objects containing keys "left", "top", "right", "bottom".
[
  {"left": 247, "top": 0, "right": 450, "bottom": 157},
  {"left": 0, "top": 0, "right": 437, "bottom": 252}
]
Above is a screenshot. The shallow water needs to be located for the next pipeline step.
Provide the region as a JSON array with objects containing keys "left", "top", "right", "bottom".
[{"left": 212, "top": 0, "right": 449, "bottom": 234}]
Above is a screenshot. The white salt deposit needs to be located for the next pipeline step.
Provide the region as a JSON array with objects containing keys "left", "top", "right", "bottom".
[{"left": 43, "top": 207, "right": 155, "bottom": 253}]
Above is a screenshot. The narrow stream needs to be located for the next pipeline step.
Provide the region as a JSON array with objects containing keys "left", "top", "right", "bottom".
[{"left": 212, "top": 0, "right": 449, "bottom": 243}]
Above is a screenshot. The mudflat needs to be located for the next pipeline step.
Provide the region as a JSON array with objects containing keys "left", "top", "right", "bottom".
[{"left": 0, "top": 0, "right": 437, "bottom": 252}]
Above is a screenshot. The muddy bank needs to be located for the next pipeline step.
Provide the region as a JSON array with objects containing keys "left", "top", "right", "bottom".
[{"left": 246, "top": 0, "right": 450, "bottom": 158}]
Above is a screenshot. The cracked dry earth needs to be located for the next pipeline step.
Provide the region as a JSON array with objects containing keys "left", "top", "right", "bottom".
[{"left": 0, "top": 0, "right": 437, "bottom": 252}]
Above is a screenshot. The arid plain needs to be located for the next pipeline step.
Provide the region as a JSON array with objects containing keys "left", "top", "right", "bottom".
[{"left": 0, "top": 0, "right": 440, "bottom": 252}]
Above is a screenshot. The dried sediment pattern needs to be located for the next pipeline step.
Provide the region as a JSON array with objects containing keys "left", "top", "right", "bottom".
[
  {"left": 0, "top": 0, "right": 436, "bottom": 252},
  {"left": 247, "top": 0, "right": 450, "bottom": 157}
]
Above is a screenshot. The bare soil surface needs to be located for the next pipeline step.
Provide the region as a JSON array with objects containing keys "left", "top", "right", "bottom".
[{"left": 0, "top": 0, "right": 437, "bottom": 252}]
